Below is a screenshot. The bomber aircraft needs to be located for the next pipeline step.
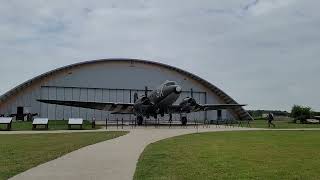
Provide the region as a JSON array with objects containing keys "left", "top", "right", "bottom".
[{"left": 38, "top": 80, "right": 246, "bottom": 125}]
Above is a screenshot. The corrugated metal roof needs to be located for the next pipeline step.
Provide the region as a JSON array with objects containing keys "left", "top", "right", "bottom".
[{"left": 0, "top": 58, "right": 252, "bottom": 120}]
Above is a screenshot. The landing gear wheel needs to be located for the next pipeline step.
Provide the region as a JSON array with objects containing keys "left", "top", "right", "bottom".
[
  {"left": 137, "top": 116, "right": 143, "bottom": 126},
  {"left": 181, "top": 117, "right": 187, "bottom": 126}
]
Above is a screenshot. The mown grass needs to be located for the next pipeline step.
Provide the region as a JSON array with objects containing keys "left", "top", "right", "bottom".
[
  {"left": 0, "top": 120, "right": 103, "bottom": 131},
  {"left": 135, "top": 131, "right": 320, "bottom": 180},
  {"left": 0, "top": 131, "right": 128, "bottom": 180},
  {"left": 250, "top": 119, "right": 320, "bottom": 129}
]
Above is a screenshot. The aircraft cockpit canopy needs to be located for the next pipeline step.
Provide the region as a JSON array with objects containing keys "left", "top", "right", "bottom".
[{"left": 164, "top": 81, "right": 177, "bottom": 86}]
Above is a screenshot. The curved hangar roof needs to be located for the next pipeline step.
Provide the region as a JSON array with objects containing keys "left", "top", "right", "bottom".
[{"left": 0, "top": 58, "right": 252, "bottom": 120}]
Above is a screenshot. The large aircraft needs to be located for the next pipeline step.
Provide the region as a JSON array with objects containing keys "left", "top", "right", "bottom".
[{"left": 38, "top": 80, "right": 246, "bottom": 125}]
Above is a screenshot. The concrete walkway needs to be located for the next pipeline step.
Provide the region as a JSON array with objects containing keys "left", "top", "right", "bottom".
[
  {"left": 8, "top": 126, "right": 258, "bottom": 180},
  {"left": 8, "top": 126, "right": 320, "bottom": 180}
]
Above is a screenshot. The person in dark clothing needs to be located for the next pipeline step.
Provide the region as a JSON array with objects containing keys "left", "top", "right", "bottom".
[{"left": 267, "top": 112, "right": 275, "bottom": 128}]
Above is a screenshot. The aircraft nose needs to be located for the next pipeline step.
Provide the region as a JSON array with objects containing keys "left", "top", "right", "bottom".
[{"left": 175, "top": 86, "right": 182, "bottom": 94}]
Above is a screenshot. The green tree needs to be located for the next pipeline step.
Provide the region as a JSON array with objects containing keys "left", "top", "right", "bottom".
[
  {"left": 311, "top": 111, "right": 320, "bottom": 116},
  {"left": 291, "top": 105, "right": 311, "bottom": 124}
]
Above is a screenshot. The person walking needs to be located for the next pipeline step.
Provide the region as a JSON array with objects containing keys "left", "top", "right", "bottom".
[{"left": 267, "top": 112, "right": 275, "bottom": 128}]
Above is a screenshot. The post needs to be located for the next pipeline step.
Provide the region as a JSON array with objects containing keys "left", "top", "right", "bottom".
[
  {"left": 196, "top": 119, "right": 199, "bottom": 133},
  {"left": 117, "top": 118, "right": 119, "bottom": 129},
  {"left": 134, "top": 117, "right": 137, "bottom": 127},
  {"left": 105, "top": 118, "right": 108, "bottom": 130},
  {"left": 131, "top": 118, "right": 134, "bottom": 129},
  {"left": 197, "top": 120, "right": 199, "bottom": 131},
  {"left": 92, "top": 117, "right": 96, "bottom": 129},
  {"left": 121, "top": 118, "right": 124, "bottom": 129}
]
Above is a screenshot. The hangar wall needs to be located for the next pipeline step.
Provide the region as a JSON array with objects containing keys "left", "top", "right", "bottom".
[{"left": 0, "top": 59, "right": 245, "bottom": 121}]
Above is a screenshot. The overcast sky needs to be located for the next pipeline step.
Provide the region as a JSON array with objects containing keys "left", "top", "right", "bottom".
[{"left": 0, "top": 0, "right": 319, "bottom": 111}]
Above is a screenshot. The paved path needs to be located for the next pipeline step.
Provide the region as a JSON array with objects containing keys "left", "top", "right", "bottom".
[
  {"left": 8, "top": 126, "right": 257, "bottom": 180},
  {"left": 8, "top": 126, "right": 320, "bottom": 180}
]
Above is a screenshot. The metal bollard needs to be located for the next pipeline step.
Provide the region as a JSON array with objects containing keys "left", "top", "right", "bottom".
[
  {"left": 92, "top": 120, "right": 96, "bottom": 129},
  {"left": 122, "top": 118, "right": 124, "bottom": 129},
  {"left": 135, "top": 118, "right": 137, "bottom": 128},
  {"left": 117, "top": 118, "right": 119, "bottom": 129},
  {"left": 197, "top": 120, "right": 199, "bottom": 130},
  {"left": 131, "top": 119, "right": 134, "bottom": 129},
  {"left": 196, "top": 119, "right": 199, "bottom": 133}
]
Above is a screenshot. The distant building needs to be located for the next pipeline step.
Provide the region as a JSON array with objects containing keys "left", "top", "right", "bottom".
[{"left": 0, "top": 59, "right": 252, "bottom": 121}]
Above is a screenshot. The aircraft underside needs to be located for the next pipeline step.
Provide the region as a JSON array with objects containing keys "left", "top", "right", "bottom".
[{"left": 136, "top": 113, "right": 188, "bottom": 126}]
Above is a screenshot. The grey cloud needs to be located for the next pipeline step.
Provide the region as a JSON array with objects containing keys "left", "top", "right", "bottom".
[{"left": 0, "top": 0, "right": 319, "bottom": 111}]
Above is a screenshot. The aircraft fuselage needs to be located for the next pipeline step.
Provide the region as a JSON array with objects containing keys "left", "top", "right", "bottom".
[{"left": 133, "top": 81, "right": 182, "bottom": 117}]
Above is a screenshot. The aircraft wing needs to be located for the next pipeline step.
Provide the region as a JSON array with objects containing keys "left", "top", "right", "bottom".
[
  {"left": 169, "top": 104, "right": 246, "bottom": 113},
  {"left": 37, "top": 100, "right": 134, "bottom": 114},
  {"left": 200, "top": 104, "right": 247, "bottom": 111}
]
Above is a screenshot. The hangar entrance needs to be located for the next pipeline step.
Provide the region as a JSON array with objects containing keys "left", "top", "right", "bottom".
[
  {"left": 39, "top": 86, "right": 208, "bottom": 122},
  {"left": 217, "top": 110, "right": 222, "bottom": 121},
  {"left": 16, "top": 106, "right": 24, "bottom": 121}
]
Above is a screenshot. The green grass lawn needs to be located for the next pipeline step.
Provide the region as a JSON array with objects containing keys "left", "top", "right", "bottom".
[
  {"left": 250, "top": 119, "right": 320, "bottom": 129},
  {"left": 0, "top": 120, "right": 103, "bottom": 131},
  {"left": 0, "top": 131, "right": 128, "bottom": 179},
  {"left": 135, "top": 131, "right": 320, "bottom": 180}
]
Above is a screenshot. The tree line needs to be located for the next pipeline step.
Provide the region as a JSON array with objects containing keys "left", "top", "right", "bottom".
[{"left": 249, "top": 105, "right": 320, "bottom": 124}]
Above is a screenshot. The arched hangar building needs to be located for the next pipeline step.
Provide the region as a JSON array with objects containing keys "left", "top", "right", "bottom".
[{"left": 0, "top": 59, "right": 252, "bottom": 122}]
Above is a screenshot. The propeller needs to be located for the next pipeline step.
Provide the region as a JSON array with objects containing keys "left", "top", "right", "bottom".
[
  {"left": 145, "top": 86, "right": 148, "bottom": 97},
  {"left": 134, "top": 86, "right": 152, "bottom": 105},
  {"left": 179, "top": 88, "right": 199, "bottom": 112},
  {"left": 141, "top": 96, "right": 151, "bottom": 105},
  {"left": 134, "top": 92, "right": 139, "bottom": 103}
]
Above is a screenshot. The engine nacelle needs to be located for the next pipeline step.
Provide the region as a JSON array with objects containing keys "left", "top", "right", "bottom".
[
  {"left": 133, "top": 96, "right": 154, "bottom": 117},
  {"left": 179, "top": 97, "right": 200, "bottom": 113},
  {"left": 140, "top": 96, "right": 152, "bottom": 105}
]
